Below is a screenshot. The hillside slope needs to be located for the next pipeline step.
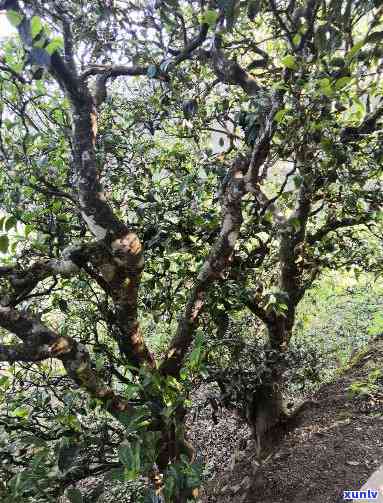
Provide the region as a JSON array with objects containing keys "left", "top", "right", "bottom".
[{"left": 193, "top": 335, "right": 383, "bottom": 503}]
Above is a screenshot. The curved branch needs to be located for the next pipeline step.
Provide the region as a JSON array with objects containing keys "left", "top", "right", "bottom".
[
  {"left": 80, "top": 21, "right": 210, "bottom": 106},
  {"left": 171, "top": 23, "right": 209, "bottom": 66},
  {"left": 211, "top": 35, "right": 261, "bottom": 96},
  {"left": 307, "top": 215, "right": 373, "bottom": 245},
  {"left": 0, "top": 255, "right": 80, "bottom": 306},
  {"left": 245, "top": 299, "right": 270, "bottom": 324},
  {"left": 159, "top": 155, "right": 248, "bottom": 376},
  {"left": 160, "top": 97, "right": 281, "bottom": 376},
  {"left": 0, "top": 342, "right": 52, "bottom": 362},
  {"left": 0, "top": 306, "right": 135, "bottom": 417},
  {"left": 0, "top": 3, "right": 155, "bottom": 368},
  {"left": 80, "top": 64, "right": 148, "bottom": 81}
]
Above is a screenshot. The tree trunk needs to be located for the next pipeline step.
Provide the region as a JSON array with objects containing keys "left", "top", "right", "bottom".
[
  {"left": 156, "top": 405, "right": 197, "bottom": 502},
  {"left": 247, "top": 320, "right": 292, "bottom": 457}
]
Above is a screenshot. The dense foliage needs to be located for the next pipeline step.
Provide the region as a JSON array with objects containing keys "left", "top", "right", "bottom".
[{"left": 0, "top": 0, "right": 382, "bottom": 501}]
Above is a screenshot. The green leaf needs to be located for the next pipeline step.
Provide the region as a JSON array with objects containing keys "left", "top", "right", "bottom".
[
  {"left": 201, "top": 9, "right": 218, "bottom": 27},
  {"left": 319, "top": 78, "right": 331, "bottom": 89},
  {"left": 118, "top": 441, "right": 141, "bottom": 480},
  {"left": 0, "top": 376, "right": 10, "bottom": 388},
  {"left": 367, "top": 31, "right": 383, "bottom": 43},
  {"left": 4, "top": 216, "right": 17, "bottom": 231},
  {"left": 31, "top": 16, "right": 43, "bottom": 39},
  {"left": 12, "top": 406, "right": 29, "bottom": 418},
  {"left": 179, "top": 367, "right": 189, "bottom": 380},
  {"left": 368, "top": 312, "right": 383, "bottom": 336},
  {"left": 24, "top": 224, "right": 33, "bottom": 238},
  {"left": 46, "top": 37, "right": 64, "bottom": 55},
  {"left": 0, "top": 234, "right": 9, "bottom": 253},
  {"left": 281, "top": 55, "right": 297, "bottom": 70},
  {"left": 66, "top": 488, "right": 83, "bottom": 503},
  {"left": 147, "top": 64, "right": 158, "bottom": 78},
  {"left": 319, "top": 78, "right": 333, "bottom": 97},
  {"left": 293, "top": 33, "right": 302, "bottom": 46},
  {"left": 350, "top": 97, "right": 366, "bottom": 120},
  {"left": 275, "top": 109, "right": 287, "bottom": 123},
  {"left": 346, "top": 40, "right": 365, "bottom": 60},
  {"left": 335, "top": 76, "right": 352, "bottom": 90},
  {"left": 6, "top": 10, "right": 23, "bottom": 27}
]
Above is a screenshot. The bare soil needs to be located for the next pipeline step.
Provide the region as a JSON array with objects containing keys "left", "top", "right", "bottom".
[{"left": 188, "top": 336, "right": 383, "bottom": 503}]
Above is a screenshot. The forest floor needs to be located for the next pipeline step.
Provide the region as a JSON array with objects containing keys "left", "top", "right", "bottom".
[{"left": 188, "top": 335, "right": 383, "bottom": 503}]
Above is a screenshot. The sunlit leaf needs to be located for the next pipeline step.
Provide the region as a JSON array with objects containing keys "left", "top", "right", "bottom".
[
  {"left": 201, "top": 9, "right": 219, "bottom": 27},
  {"left": 335, "top": 76, "right": 352, "bottom": 90},
  {"left": 46, "top": 37, "right": 64, "bottom": 55},
  {"left": 12, "top": 406, "right": 29, "bottom": 418},
  {"left": 31, "top": 16, "right": 43, "bottom": 39},
  {"left": 281, "top": 55, "right": 298, "bottom": 70}
]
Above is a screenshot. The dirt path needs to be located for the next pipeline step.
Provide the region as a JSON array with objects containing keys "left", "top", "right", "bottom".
[{"left": 189, "top": 336, "right": 383, "bottom": 503}]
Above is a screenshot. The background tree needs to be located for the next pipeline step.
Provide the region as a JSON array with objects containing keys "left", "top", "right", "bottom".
[{"left": 0, "top": 0, "right": 382, "bottom": 501}]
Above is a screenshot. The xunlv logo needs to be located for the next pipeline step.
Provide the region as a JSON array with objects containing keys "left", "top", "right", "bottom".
[{"left": 343, "top": 489, "right": 379, "bottom": 500}]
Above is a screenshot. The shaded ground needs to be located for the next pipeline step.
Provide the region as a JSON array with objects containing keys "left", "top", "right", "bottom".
[{"left": 188, "top": 335, "right": 383, "bottom": 503}]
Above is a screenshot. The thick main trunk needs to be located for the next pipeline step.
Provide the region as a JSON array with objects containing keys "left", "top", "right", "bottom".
[
  {"left": 247, "top": 322, "right": 292, "bottom": 457},
  {"left": 247, "top": 381, "right": 286, "bottom": 457}
]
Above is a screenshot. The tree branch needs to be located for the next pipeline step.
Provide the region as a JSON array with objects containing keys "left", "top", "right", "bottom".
[
  {"left": 0, "top": 306, "right": 135, "bottom": 417},
  {"left": 245, "top": 299, "right": 270, "bottom": 324},
  {"left": 0, "top": 3, "right": 156, "bottom": 369},
  {"left": 210, "top": 35, "right": 261, "bottom": 96},
  {"left": 80, "top": 64, "right": 148, "bottom": 81},
  {"left": 0, "top": 254, "right": 80, "bottom": 306},
  {"left": 340, "top": 99, "right": 383, "bottom": 141},
  {"left": 80, "top": 21, "right": 209, "bottom": 106},
  {"left": 160, "top": 95, "right": 282, "bottom": 376},
  {"left": 307, "top": 215, "right": 373, "bottom": 244},
  {"left": 159, "top": 154, "right": 249, "bottom": 376},
  {"left": 0, "top": 342, "right": 52, "bottom": 362}
]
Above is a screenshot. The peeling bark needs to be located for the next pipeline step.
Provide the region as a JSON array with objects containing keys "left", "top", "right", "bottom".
[{"left": 160, "top": 156, "right": 248, "bottom": 377}]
